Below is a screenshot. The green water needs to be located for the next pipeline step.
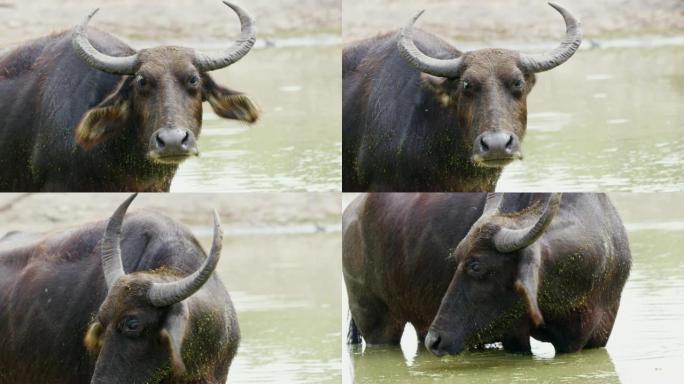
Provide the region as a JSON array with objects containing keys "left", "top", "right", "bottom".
[
  {"left": 344, "top": 193, "right": 684, "bottom": 383},
  {"left": 497, "top": 46, "right": 684, "bottom": 192},
  {"left": 209, "top": 231, "right": 342, "bottom": 383},
  {"left": 171, "top": 45, "right": 342, "bottom": 192}
]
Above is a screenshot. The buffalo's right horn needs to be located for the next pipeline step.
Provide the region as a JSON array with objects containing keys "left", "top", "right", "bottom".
[
  {"left": 397, "top": 10, "right": 463, "bottom": 78},
  {"left": 101, "top": 193, "right": 137, "bottom": 289},
  {"left": 493, "top": 193, "right": 562, "bottom": 253},
  {"left": 147, "top": 210, "right": 223, "bottom": 307},
  {"left": 193, "top": 1, "right": 257, "bottom": 72},
  {"left": 72, "top": 9, "right": 139, "bottom": 75}
]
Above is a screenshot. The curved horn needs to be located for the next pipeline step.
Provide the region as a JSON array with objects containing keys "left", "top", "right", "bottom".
[
  {"left": 193, "top": 1, "right": 257, "bottom": 72},
  {"left": 101, "top": 193, "right": 137, "bottom": 289},
  {"left": 397, "top": 10, "right": 463, "bottom": 78},
  {"left": 148, "top": 210, "right": 223, "bottom": 307},
  {"left": 519, "top": 3, "right": 582, "bottom": 73},
  {"left": 493, "top": 193, "right": 562, "bottom": 253},
  {"left": 72, "top": 9, "right": 139, "bottom": 75}
]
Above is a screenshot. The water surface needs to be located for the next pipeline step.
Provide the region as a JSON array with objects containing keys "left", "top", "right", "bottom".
[
  {"left": 343, "top": 193, "right": 684, "bottom": 383},
  {"left": 206, "top": 230, "right": 342, "bottom": 383}
]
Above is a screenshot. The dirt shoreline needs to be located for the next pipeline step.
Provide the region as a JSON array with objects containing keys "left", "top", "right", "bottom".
[
  {"left": 0, "top": 193, "right": 341, "bottom": 235},
  {"left": 342, "top": 0, "right": 684, "bottom": 43},
  {"left": 0, "top": 0, "right": 341, "bottom": 46}
]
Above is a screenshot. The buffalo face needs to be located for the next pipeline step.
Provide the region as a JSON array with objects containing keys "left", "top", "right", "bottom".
[
  {"left": 425, "top": 194, "right": 561, "bottom": 356},
  {"left": 84, "top": 194, "right": 226, "bottom": 383},
  {"left": 73, "top": 2, "right": 259, "bottom": 166},
  {"left": 399, "top": 3, "right": 582, "bottom": 169},
  {"left": 420, "top": 50, "right": 534, "bottom": 167}
]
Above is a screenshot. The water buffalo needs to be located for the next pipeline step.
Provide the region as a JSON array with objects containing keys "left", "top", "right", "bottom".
[
  {"left": 343, "top": 193, "right": 487, "bottom": 344},
  {"left": 0, "top": 195, "right": 240, "bottom": 383},
  {"left": 344, "top": 193, "right": 631, "bottom": 358},
  {"left": 343, "top": 3, "right": 582, "bottom": 191},
  {"left": 425, "top": 193, "right": 631, "bottom": 356},
  {"left": 0, "top": 2, "right": 259, "bottom": 192}
]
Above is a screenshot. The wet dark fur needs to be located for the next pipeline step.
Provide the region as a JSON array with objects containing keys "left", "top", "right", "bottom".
[
  {"left": 0, "top": 211, "right": 239, "bottom": 383},
  {"left": 430, "top": 193, "right": 631, "bottom": 355},
  {"left": 0, "top": 30, "right": 257, "bottom": 192}
]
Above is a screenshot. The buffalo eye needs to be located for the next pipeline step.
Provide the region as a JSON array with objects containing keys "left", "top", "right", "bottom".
[
  {"left": 188, "top": 74, "right": 200, "bottom": 87},
  {"left": 466, "top": 259, "right": 485, "bottom": 278},
  {"left": 135, "top": 75, "right": 150, "bottom": 90},
  {"left": 511, "top": 79, "right": 525, "bottom": 92},
  {"left": 462, "top": 80, "right": 471, "bottom": 90},
  {"left": 121, "top": 316, "right": 144, "bottom": 337}
]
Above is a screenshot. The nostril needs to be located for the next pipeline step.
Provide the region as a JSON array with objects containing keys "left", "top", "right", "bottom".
[
  {"left": 431, "top": 335, "right": 441, "bottom": 350},
  {"left": 480, "top": 137, "right": 489, "bottom": 152},
  {"left": 505, "top": 135, "right": 514, "bottom": 149},
  {"left": 155, "top": 134, "right": 165, "bottom": 149},
  {"left": 181, "top": 131, "right": 190, "bottom": 147}
]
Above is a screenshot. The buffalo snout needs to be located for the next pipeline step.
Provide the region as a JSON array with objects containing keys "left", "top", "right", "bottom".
[
  {"left": 472, "top": 131, "right": 522, "bottom": 167},
  {"left": 149, "top": 128, "right": 198, "bottom": 164},
  {"left": 424, "top": 329, "right": 464, "bottom": 357}
]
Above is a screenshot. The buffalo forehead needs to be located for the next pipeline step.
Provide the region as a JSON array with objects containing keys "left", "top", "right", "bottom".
[{"left": 462, "top": 49, "right": 522, "bottom": 77}]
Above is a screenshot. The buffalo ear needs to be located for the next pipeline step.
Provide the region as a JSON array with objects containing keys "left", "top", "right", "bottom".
[
  {"left": 514, "top": 245, "right": 544, "bottom": 327},
  {"left": 84, "top": 321, "right": 105, "bottom": 353},
  {"left": 75, "top": 78, "right": 131, "bottom": 150},
  {"left": 420, "top": 73, "right": 452, "bottom": 107},
  {"left": 160, "top": 302, "right": 189, "bottom": 376},
  {"left": 202, "top": 74, "right": 259, "bottom": 123}
]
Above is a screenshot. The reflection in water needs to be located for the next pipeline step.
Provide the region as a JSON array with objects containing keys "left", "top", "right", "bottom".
[
  {"left": 206, "top": 232, "right": 342, "bottom": 383},
  {"left": 497, "top": 46, "right": 684, "bottom": 191},
  {"left": 344, "top": 193, "right": 684, "bottom": 383},
  {"left": 171, "top": 45, "right": 341, "bottom": 192}
]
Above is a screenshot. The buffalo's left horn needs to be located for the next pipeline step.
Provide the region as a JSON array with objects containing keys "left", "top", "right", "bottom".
[
  {"left": 519, "top": 3, "right": 582, "bottom": 73},
  {"left": 147, "top": 210, "right": 223, "bottom": 307},
  {"left": 193, "top": 1, "right": 257, "bottom": 72},
  {"left": 101, "top": 193, "right": 137, "bottom": 289},
  {"left": 397, "top": 10, "right": 463, "bottom": 78},
  {"left": 72, "top": 9, "right": 139, "bottom": 75},
  {"left": 493, "top": 193, "right": 562, "bottom": 253}
]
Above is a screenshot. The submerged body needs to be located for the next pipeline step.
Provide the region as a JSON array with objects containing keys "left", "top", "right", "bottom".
[{"left": 0, "top": 207, "right": 239, "bottom": 383}]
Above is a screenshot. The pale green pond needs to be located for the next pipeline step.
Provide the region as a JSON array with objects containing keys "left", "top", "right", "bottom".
[{"left": 205, "top": 230, "right": 342, "bottom": 383}]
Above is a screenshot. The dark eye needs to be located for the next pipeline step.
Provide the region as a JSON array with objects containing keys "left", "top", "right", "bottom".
[
  {"left": 121, "top": 316, "right": 143, "bottom": 336},
  {"left": 466, "top": 260, "right": 485, "bottom": 278},
  {"left": 136, "top": 75, "right": 147, "bottom": 88},
  {"left": 462, "top": 80, "right": 471, "bottom": 90},
  {"left": 188, "top": 75, "right": 200, "bottom": 87},
  {"left": 512, "top": 79, "right": 524, "bottom": 89}
]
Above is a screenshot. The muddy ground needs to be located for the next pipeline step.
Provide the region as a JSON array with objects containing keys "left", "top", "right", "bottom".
[
  {"left": 0, "top": 193, "right": 341, "bottom": 234},
  {"left": 0, "top": 0, "right": 341, "bottom": 46},
  {"left": 343, "top": 0, "right": 684, "bottom": 43}
]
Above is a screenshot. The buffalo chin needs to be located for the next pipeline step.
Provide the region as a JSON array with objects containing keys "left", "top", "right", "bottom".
[
  {"left": 471, "top": 154, "right": 522, "bottom": 168},
  {"left": 147, "top": 151, "right": 198, "bottom": 165}
]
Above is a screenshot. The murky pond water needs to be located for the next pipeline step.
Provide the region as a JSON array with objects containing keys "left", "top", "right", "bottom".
[
  {"left": 204, "top": 230, "right": 342, "bottom": 383},
  {"left": 497, "top": 45, "right": 684, "bottom": 192},
  {"left": 170, "top": 45, "right": 341, "bottom": 192},
  {"left": 343, "top": 193, "right": 684, "bottom": 383}
]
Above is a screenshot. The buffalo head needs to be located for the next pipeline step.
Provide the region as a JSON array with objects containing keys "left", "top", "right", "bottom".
[
  {"left": 425, "top": 193, "right": 561, "bottom": 356},
  {"left": 84, "top": 194, "right": 225, "bottom": 383},
  {"left": 398, "top": 3, "right": 581, "bottom": 168},
  {"left": 73, "top": 1, "right": 259, "bottom": 165}
]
